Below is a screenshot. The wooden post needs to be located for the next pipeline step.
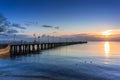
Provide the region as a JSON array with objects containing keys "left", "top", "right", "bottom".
[
  {"left": 41, "top": 44, "right": 43, "bottom": 50},
  {"left": 44, "top": 44, "right": 46, "bottom": 49},
  {"left": 24, "top": 45, "right": 27, "bottom": 53},
  {"left": 32, "top": 44, "right": 35, "bottom": 52},
  {"left": 36, "top": 44, "right": 39, "bottom": 51},
  {"left": 10, "top": 45, "right": 13, "bottom": 55},
  {"left": 28, "top": 44, "right": 31, "bottom": 53}
]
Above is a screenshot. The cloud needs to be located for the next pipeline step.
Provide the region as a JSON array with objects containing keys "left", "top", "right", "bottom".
[
  {"left": 25, "top": 23, "right": 30, "bottom": 27},
  {"left": 0, "top": 13, "right": 27, "bottom": 35},
  {"left": 0, "top": 27, "right": 6, "bottom": 33},
  {"left": 54, "top": 26, "right": 59, "bottom": 29},
  {"left": 0, "top": 13, "right": 29, "bottom": 40},
  {"left": 25, "top": 21, "right": 38, "bottom": 27},
  {"left": 42, "top": 25, "right": 60, "bottom": 29},
  {"left": 41, "top": 34, "right": 47, "bottom": 37},
  {"left": 0, "top": 13, "right": 9, "bottom": 33},
  {"left": 12, "top": 23, "right": 26, "bottom": 29},
  {"left": 28, "top": 22, "right": 38, "bottom": 25},
  {"left": 42, "top": 25, "right": 53, "bottom": 28},
  {"left": 0, "top": 34, "right": 33, "bottom": 41},
  {"left": 7, "top": 29, "right": 19, "bottom": 34}
]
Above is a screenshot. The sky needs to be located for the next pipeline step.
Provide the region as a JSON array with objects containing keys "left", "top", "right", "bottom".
[{"left": 0, "top": 0, "right": 120, "bottom": 40}]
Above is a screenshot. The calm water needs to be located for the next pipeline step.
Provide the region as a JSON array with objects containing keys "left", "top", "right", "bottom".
[{"left": 0, "top": 42, "right": 120, "bottom": 80}]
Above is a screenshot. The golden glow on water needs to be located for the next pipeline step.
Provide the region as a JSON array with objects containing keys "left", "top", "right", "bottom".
[{"left": 104, "top": 42, "right": 110, "bottom": 58}]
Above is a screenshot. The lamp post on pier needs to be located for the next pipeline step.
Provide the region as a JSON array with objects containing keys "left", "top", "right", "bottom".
[{"left": 33, "top": 33, "right": 36, "bottom": 43}]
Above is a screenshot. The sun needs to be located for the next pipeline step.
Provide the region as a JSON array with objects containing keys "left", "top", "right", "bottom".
[{"left": 102, "top": 30, "right": 112, "bottom": 36}]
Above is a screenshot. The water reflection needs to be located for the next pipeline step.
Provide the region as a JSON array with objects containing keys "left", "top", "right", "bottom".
[{"left": 104, "top": 41, "right": 110, "bottom": 58}]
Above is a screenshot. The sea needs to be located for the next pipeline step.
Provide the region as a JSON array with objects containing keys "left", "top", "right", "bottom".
[{"left": 0, "top": 41, "right": 120, "bottom": 80}]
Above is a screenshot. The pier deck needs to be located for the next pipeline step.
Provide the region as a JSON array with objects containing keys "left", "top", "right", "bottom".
[{"left": 0, "top": 41, "right": 87, "bottom": 55}]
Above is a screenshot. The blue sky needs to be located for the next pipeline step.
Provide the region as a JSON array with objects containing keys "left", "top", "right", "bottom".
[{"left": 0, "top": 0, "right": 120, "bottom": 36}]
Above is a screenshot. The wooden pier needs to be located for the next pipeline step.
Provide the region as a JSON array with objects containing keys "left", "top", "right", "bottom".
[{"left": 1, "top": 41, "right": 87, "bottom": 55}]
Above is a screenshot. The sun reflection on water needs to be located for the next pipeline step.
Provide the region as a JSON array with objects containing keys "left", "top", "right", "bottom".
[{"left": 104, "top": 42, "right": 110, "bottom": 58}]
